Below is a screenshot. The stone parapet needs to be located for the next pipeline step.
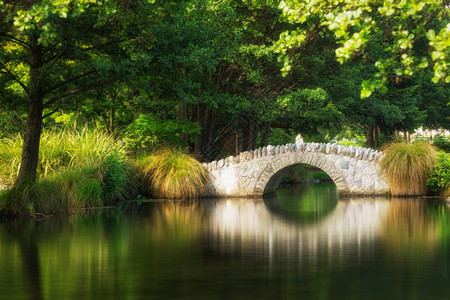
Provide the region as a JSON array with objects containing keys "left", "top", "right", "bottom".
[{"left": 204, "top": 143, "right": 389, "bottom": 197}]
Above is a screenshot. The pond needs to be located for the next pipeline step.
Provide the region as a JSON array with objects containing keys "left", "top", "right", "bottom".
[{"left": 1, "top": 182, "right": 449, "bottom": 299}]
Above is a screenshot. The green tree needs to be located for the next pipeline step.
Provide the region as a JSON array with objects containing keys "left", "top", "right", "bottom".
[
  {"left": 138, "top": 0, "right": 348, "bottom": 158},
  {"left": 131, "top": 1, "right": 281, "bottom": 159},
  {"left": 0, "top": 0, "right": 154, "bottom": 185},
  {"left": 277, "top": 0, "right": 449, "bottom": 97}
]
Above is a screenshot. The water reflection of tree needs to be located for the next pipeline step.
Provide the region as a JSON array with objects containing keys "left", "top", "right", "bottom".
[
  {"left": 5, "top": 221, "right": 43, "bottom": 300},
  {"left": 381, "top": 198, "right": 439, "bottom": 259}
]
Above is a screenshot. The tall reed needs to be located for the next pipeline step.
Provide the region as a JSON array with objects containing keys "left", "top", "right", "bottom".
[
  {"left": 0, "top": 128, "right": 124, "bottom": 183},
  {"left": 0, "top": 128, "right": 128, "bottom": 215},
  {"left": 380, "top": 140, "right": 437, "bottom": 196},
  {"left": 138, "top": 148, "right": 210, "bottom": 199}
]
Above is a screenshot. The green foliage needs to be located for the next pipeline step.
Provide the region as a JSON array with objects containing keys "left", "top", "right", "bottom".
[
  {"left": 277, "top": 0, "right": 449, "bottom": 97},
  {"left": 282, "top": 164, "right": 331, "bottom": 184},
  {"left": 44, "top": 161, "right": 104, "bottom": 211},
  {"left": 1, "top": 180, "right": 69, "bottom": 216},
  {"left": 0, "top": 128, "right": 125, "bottom": 183},
  {"left": 433, "top": 136, "right": 450, "bottom": 153},
  {"left": 0, "top": 137, "right": 22, "bottom": 186},
  {"left": 122, "top": 161, "right": 152, "bottom": 200},
  {"left": 0, "top": 156, "right": 129, "bottom": 216},
  {"left": 54, "top": 163, "right": 104, "bottom": 210},
  {"left": 266, "top": 128, "right": 297, "bottom": 146},
  {"left": 380, "top": 140, "right": 437, "bottom": 196},
  {"left": 0, "top": 129, "right": 129, "bottom": 215},
  {"left": 275, "top": 88, "right": 343, "bottom": 136},
  {"left": 328, "top": 126, "right": 366, "bottom": 147},
  {"left": 337, "top": 139, "right": 364, "bottom": 147},
  {"left": 1, "top": 0, "right": 447, "bottom": 181},
  {"left": 427, "top": 152, "right": 450, "bottom": 196},
  {"left": 137, "top": 148, "right": 210, "bottom": 199},
  {"left": 0, "top": 110, "right": 25, "bottom": 139},
  {"left": 1, "top": 0, "right": 160, "bottom": 184},
  {"left": 102, "top": 152, "right": 128, "bottom": 204},
  {"left": 124, "top": 114, "right": 202, "bottom": 152}
]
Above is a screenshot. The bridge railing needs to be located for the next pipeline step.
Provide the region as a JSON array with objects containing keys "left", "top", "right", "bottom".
[{"left": 203, "top": 142, "right": 382, "bottom": 172}]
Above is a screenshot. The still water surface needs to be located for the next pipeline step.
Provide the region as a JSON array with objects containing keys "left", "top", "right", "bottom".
[{"left": 1, "top": 183, "right": 449, "bottom": 299}]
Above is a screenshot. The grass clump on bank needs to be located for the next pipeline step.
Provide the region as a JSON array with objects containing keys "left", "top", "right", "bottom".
[
  {"left": 380, "top": 140, "right": 437, "bottom": 196},
  {"left": 1, "top": 154, "right": 129, "bottom": 216},
  {"left": 0, "top": 130, "right": 210, "bottom": 215},
  {"left": 0, "top": 129, "right": 128, "bottom": 216},
  {"left": 0, "top": 128, "right": 125, "bottom": 183},
  {"left": 137, "top": 148, "right": 210, "bottom": 199}
]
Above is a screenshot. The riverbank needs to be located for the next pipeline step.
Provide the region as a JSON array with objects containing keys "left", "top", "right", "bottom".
[{"left": 0, "top": 130, "right": 210, "bottom": 216}]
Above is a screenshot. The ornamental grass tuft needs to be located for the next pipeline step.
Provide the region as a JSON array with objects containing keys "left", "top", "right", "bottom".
[
  {"left": 0, "top": 129, "right": 128, "bottom": 215},
  {"left": 137, "top": 148, "right": 210, "bottom": 199},
  {"left": 0, "top": 128, "right": 124, "bottom": 183},
  {"left": 380, "top": 140, "right": 437, "bottom": 196}
]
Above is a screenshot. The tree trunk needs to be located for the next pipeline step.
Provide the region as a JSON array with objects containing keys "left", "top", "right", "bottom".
[
  {"left": 73, "top": 109, "right": 80, "bottom": 131},
  {"left": 193, "top": 104, "right": 204, "bottom": 157},
  {"left": 247, "top": 119, "right": 257, "bottom": 150},
  {"left": 18, "top": 228, "right": 43, "bottom": 300},
  {"left": 374, "top": 126, "right": 379, "bottom": 149},
  {"left": 109, "top": 91, "right": 117, "bottom": 136},
  {"left": 366, "top": 126, "right": 374, "bottom": 148},
  {"left": 102, "top": 116, "right": 109, "bottom": 133},
  {"left": 259, "top": 122, "right": 271, "bottom": 147},
  {"left": 15, "top": 36, "right": 44, "bottom": 186},
  {"left": 177, "top": 99, "right": 189, "bottom": 147},
  {"left": 202, "top": 108, "right": 217, "bottom": 160}
]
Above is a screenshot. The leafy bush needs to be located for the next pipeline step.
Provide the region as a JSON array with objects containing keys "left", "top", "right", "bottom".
[
  {"left": 266, "top": 128, "right": 297, "bottom": 146},
  {"left": 124, "top": 114, "right": 201, "bottom": 152},
  {"left": 137, "top": 148, "right": 210, "bottom": 199},
  {"left": 337, "top": 139, "right": 363, "bottom": 147},
  {"left": 433, "top": 136, "right": 450, "bottom": 153},
  {"left": 102, "top": 151, "right": 128, "bottom": 204},
  {"left": 427, "top": 152, "right": 450, "bottom": 196},
  {"left": 380, "top": 140, "right": 437, "bottom": 196}
]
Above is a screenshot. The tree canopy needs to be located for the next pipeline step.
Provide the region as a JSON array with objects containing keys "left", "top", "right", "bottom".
[
  {"left": 0, "top": 0, "right": 157, "bottom": 183},
  {"left": 0, "top": 0, "right": 448, "bottom": 186},
  {"left": 277, "top": 0, "right": 449, "bottom": 97}
]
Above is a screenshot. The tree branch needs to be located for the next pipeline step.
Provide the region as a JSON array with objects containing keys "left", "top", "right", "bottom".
[
  {"left": 81, "top": 37, "right": 133, "bottom": 51},
  {"left": 270, "top": 121, "right": 293, "bottom": 129},
  {"left": 43, "top": 78, "right": 117, "bottom": 108},
  {"left": 0, "top": 60, "right": 29, "bottom": 95},
  {"left": 42, "top": 108, "right": 60, "bottom": 119},
  {"left": 43, "top": 45, "right": 68, "bottom": 66},
  {"left": 0, "top": 34, "right": 30, "bottom": 48},
  {"left": 43, "top": 69, "right": 97, "bottom": 94}
]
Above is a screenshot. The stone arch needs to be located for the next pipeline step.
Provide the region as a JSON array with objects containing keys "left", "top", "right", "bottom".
[
  {"left": 205, "top": 142, "right": 388, "bottom": 197},
  {"left": 253, "top": 152, "right": 350, "bottom": 196}
]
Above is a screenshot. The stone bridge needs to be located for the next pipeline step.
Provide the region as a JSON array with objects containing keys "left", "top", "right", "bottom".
[{"left": 203, "top": 143, "right": 390, "bottom": 197}]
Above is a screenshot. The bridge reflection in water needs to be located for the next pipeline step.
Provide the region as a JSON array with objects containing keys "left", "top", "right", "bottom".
[
  {"left": 208, "top": 183, "right": 391, "bottom": 265},
  {"left": 206, "top": 183, "right": 441, "bottom": 268}
]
